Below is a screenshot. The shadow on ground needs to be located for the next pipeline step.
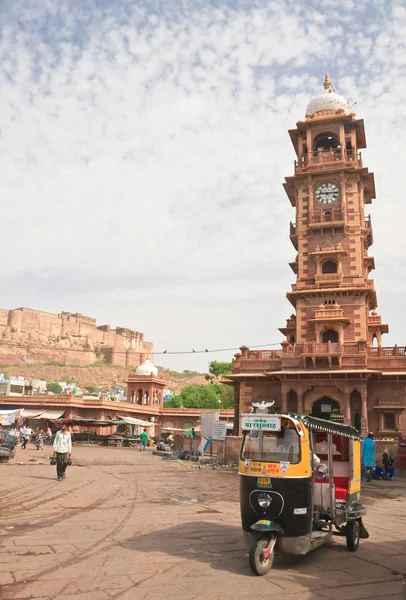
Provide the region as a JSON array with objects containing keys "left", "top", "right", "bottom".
[{"left": 121, "top": 520, "right": 406, "bottom": 595}]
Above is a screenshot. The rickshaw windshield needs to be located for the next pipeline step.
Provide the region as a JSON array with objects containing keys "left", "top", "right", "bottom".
[{"left": 241, "top": 428, "right": 301, "bottom": 464}]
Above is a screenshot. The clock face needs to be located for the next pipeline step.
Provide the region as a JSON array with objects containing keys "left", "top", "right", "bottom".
[{"left": 315, "top": 182, "right": 340, "bottom": 204}]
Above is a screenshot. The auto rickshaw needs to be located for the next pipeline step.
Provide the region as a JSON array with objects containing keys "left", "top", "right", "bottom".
[{"left": 239, "top": 408, "right": 368, "bottom": 575}]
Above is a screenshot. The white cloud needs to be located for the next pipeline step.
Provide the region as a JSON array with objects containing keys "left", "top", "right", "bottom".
[{"left": 0, "top": 0, "right": 405, "bottom": 370}]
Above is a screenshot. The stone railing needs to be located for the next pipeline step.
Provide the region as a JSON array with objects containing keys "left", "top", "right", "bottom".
[
  {"left": 368, "top": 346, "right": 406, "bottom": 356},
  {"left": 314, "top": 273, "right": 343, "bottom": 286},
  {"left": 295, "top": 148, "right": 362, "bottom": 173},
  {"left": 291, "top": 279, "right": 374, "bottom": 292},
  {"left": 314, "top": 307, "right": 344, "bottom": 319},
  {"left": 309, "top": 209, "right": 344, "bottom": 224},
  {"left": 283, "top": 342, "right": 363, "bottom": 356}
]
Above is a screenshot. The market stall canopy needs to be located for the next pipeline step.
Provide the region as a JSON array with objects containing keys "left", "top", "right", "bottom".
[
  {"left": 21, "top": 409, "right": 46, "bottom": 418},
  {"left": 121, "top": 416, "right": 153, "bottom": 427},
  {"left": 33, "top": 410, "right": 65, "bottom": 420},
  {"left": 0, "top": 408, "right": 21, "bottom": 425},
  {"left": 161, "top": 426, "right": 200, "bottom": 432},
  {"left": 68, "top": 416, "right": 124, "bottom": 425}
]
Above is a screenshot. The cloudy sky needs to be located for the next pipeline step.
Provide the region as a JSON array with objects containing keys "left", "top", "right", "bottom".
[{"left": 1, "top": 0, "right": 406, "bottom": 372}]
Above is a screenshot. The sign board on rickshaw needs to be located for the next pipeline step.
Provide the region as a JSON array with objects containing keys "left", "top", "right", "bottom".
[{"left": 241, "top": 414, "right": 281, "bottom": 432}]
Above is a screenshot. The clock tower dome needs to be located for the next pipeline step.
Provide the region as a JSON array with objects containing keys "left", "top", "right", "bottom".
[{"left": 279, "top": 73, "right": 388, "bottom": 360}]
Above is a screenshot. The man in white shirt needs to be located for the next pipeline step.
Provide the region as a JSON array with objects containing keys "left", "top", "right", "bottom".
[
  {"left": 53, "top": 423, "right": 72, "bottom": 481},
  {"left": 20, "top": 425, "right": 29, "bottom": 449}
]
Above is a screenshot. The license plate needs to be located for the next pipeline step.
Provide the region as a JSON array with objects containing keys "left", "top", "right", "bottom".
[{"left": 257, "top": 477, "right": 271, "bottom": 488}]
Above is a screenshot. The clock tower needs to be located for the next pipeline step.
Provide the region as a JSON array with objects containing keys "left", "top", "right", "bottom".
[
  {"left": 279, "top": 74, "right": 388, "bottom": 358},
  {"left": 229, "top": 74, "right": 405, "bottom": 439}
]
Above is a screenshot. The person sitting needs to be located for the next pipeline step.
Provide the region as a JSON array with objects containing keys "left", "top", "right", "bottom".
[{"left": 382, "top": 452, "right": 395, "bottom": 480}]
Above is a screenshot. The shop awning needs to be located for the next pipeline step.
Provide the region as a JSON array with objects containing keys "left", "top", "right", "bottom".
[
  {"left": 161, "top": 426, "right": 200, "bottom": 432},
  {"left": 33, "top": 410, "right": 65, "bottom": 420},
  {"left": 121, "top": 416, "right": 153, "bottom": 427},
  {"left": 21, "top": 409, "right": 45, "bottom": 418},
  {"left": 0, "top": 408, "right": 21, "bottom": 425},
  {"left": 69, "top": 417, "right": 124, "bottom": 425}
]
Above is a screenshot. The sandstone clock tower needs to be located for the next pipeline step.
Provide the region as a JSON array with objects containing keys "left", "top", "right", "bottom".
[
  {"left": 229, "top": 74, "right": 405, "bottom": 439},
  {"left": 279, "top": 74, "right": 388, "bottom": 362}
]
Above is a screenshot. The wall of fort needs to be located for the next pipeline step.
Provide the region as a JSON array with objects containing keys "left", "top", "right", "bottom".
[{"left": 0, "top": 307, "right": 153, "bottom": 367}]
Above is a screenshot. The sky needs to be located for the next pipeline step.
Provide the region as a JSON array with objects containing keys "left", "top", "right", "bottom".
[{"left": 1, "top": 0, "right": 406, "bottom": 372}]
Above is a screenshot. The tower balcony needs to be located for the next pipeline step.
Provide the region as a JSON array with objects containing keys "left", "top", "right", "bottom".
[
  {"left": 289, "top": 222, "right": 298, "bottom": 250},
  {"left": 281, "top": 340, "right": 368, "bottom": 369},
  {"left": 295, "top": 148, "right": 363, "bottom": 174},
  {"left": 364, "top": 214, "right": 373, "bottom": 247},
  {"left": 314, "top": 272, "right": 343, "bottom": 286},
  {"left": 309, "top": 209, "right": 345, "bottom": 227},
  {"left": 289, "top": 261, "right": 298, "bottom": 274}
]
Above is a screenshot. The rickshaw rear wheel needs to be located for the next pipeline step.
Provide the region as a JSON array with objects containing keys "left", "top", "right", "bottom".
[
  {"left": 249, "top": 537, "right": 274, "bottom": 576},
  {"left": 346, "top": 520, "right": 360, "bottom": 552}
]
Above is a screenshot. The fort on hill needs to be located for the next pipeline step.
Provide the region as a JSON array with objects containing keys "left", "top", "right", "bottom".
[{"left": 0, "top": 307, "right": 153, "bottom": 367}]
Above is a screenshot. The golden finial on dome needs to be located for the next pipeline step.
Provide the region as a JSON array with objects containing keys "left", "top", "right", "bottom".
[{"left": 323, "top": 73, "right": 331, "bottom": 90}]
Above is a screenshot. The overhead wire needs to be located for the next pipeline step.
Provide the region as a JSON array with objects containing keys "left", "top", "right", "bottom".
[{"left": 0, "top": 341, "right": 282, "bottom": 356}]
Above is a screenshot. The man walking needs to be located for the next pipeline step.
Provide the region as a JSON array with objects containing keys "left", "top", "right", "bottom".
[
  {"left": 362, "top": 432, "right": 376, "bottom": 482},
  {"left": 53, "top": 423, "right": 72, "bottom": 481},
  {"left": 20, "top": 424, "right": 29, "bottom": 449},
  {"left": 139, "top": 428, "right": 148, "bottom": 452}
]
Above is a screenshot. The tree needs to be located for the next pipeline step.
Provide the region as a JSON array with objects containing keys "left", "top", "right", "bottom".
[
  {"left": 164, "top": 383, "right": 234, "bottom": 409},
  {"left": 208, "top": 361, "right": 232, "bottom": 378},
  {"left": 47, "top": 381, "right": 63, "bottom": 394},
  {"left": 219, "top": 383, "right": 235, "bottom": 409}
]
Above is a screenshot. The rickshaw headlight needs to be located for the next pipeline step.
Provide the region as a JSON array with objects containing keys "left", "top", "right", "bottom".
[{"left": 258, "top": 493, "right": 272, "bottom": 508}]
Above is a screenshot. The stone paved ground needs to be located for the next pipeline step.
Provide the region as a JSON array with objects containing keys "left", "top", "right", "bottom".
[{"left": 0, "top": 444, "right": 405, "bottom": 600}]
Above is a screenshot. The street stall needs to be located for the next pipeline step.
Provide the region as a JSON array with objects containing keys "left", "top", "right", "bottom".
[{"left": 60, "top": 417, "right": 139, "bottom": 447}]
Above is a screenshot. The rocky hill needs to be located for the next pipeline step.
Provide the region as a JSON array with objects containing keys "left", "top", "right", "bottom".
[{"left": 0, "top": 363, "right": 208, "bottom": 394}]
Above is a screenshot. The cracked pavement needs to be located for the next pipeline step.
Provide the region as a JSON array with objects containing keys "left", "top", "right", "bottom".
[{"left": 0, "top": 445, "right": 405, "bottom": 599}]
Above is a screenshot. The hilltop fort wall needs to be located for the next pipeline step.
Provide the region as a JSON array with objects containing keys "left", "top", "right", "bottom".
[{"left": 0, "top": 307, "right": 153, "bottom": 367}]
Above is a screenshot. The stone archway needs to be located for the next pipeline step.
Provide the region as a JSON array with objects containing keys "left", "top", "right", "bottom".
[
  {"left": 350, "top": 390, "right": 362, "bottom": 431},
  {"left": 287, "top": 390, "right": 298, "bottom": 413},
  {"left": 310, "top": 395, "right": 343, "bottom": 422}
]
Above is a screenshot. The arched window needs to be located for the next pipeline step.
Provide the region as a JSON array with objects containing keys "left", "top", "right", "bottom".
[
  {"left": 311, "top": 396, "right": 341, "bottom": 420},
  {"left": 372, "top": 334, "right": 378, "bottom": 348},
  {"left": 314, "top": 133, "right": 339, "bottom": 151},
  {"left": 289, "top": 335, "right": 295, "bottom": 346},
  {"left": 322, "top": 329, "right": 338, "bottom": 343},
  {"left": 137, "top": 389, "right": 143, "bottom": 404},
  {"left": 324, "top": 211, "right": 332, "bottom": 222},
  {"left": 322, "top": 260, "right": 338, "bottom": 274}
]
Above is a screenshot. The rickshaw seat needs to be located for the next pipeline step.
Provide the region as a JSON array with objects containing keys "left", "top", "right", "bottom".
[
  {"left": 314, "top": 476, "right": 349, "bottom": 501},
  {"left": 334, "top": 477, "right": 349, "bottom": 500}
]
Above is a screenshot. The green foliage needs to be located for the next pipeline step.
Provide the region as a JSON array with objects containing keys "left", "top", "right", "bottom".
[
  {"left": 209, "top": 361, "right": 232, "bottom": 377},
  {"left": 47, "top": 381, "right": 63, "bottom": 394},
  {"left": 219, "top": 384, "right": 235, "bottom": 408},
  {"left": 45, "top": 361, "right": 66, "bottom": 367},
  {"left": 164, "top": 383, "right": 235, "bottom": 409},
  {"left": 182, "top": 369, "right": 198, "bottom": 375},
  {"left": 205, "top": 360, "right": 233, "bottom": 383},
  {"left": 83, "top": 385, "right": 102, "bottom": 394}
]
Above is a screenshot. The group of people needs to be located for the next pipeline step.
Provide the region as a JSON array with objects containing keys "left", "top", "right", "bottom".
[
  {"left": 361, "top": 432, "right": 395, "bottom": 482},
  {"left": 14, "top": 424, "right": 53, "bottom": 449}
]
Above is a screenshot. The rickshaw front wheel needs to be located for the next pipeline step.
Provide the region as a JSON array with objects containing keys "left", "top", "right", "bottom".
[
  {"left": 346, "top": 521, "right": 360, "bottom": 552},
  {"left": 249, "top": 537, "right": 274, "bottom": 576}
]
